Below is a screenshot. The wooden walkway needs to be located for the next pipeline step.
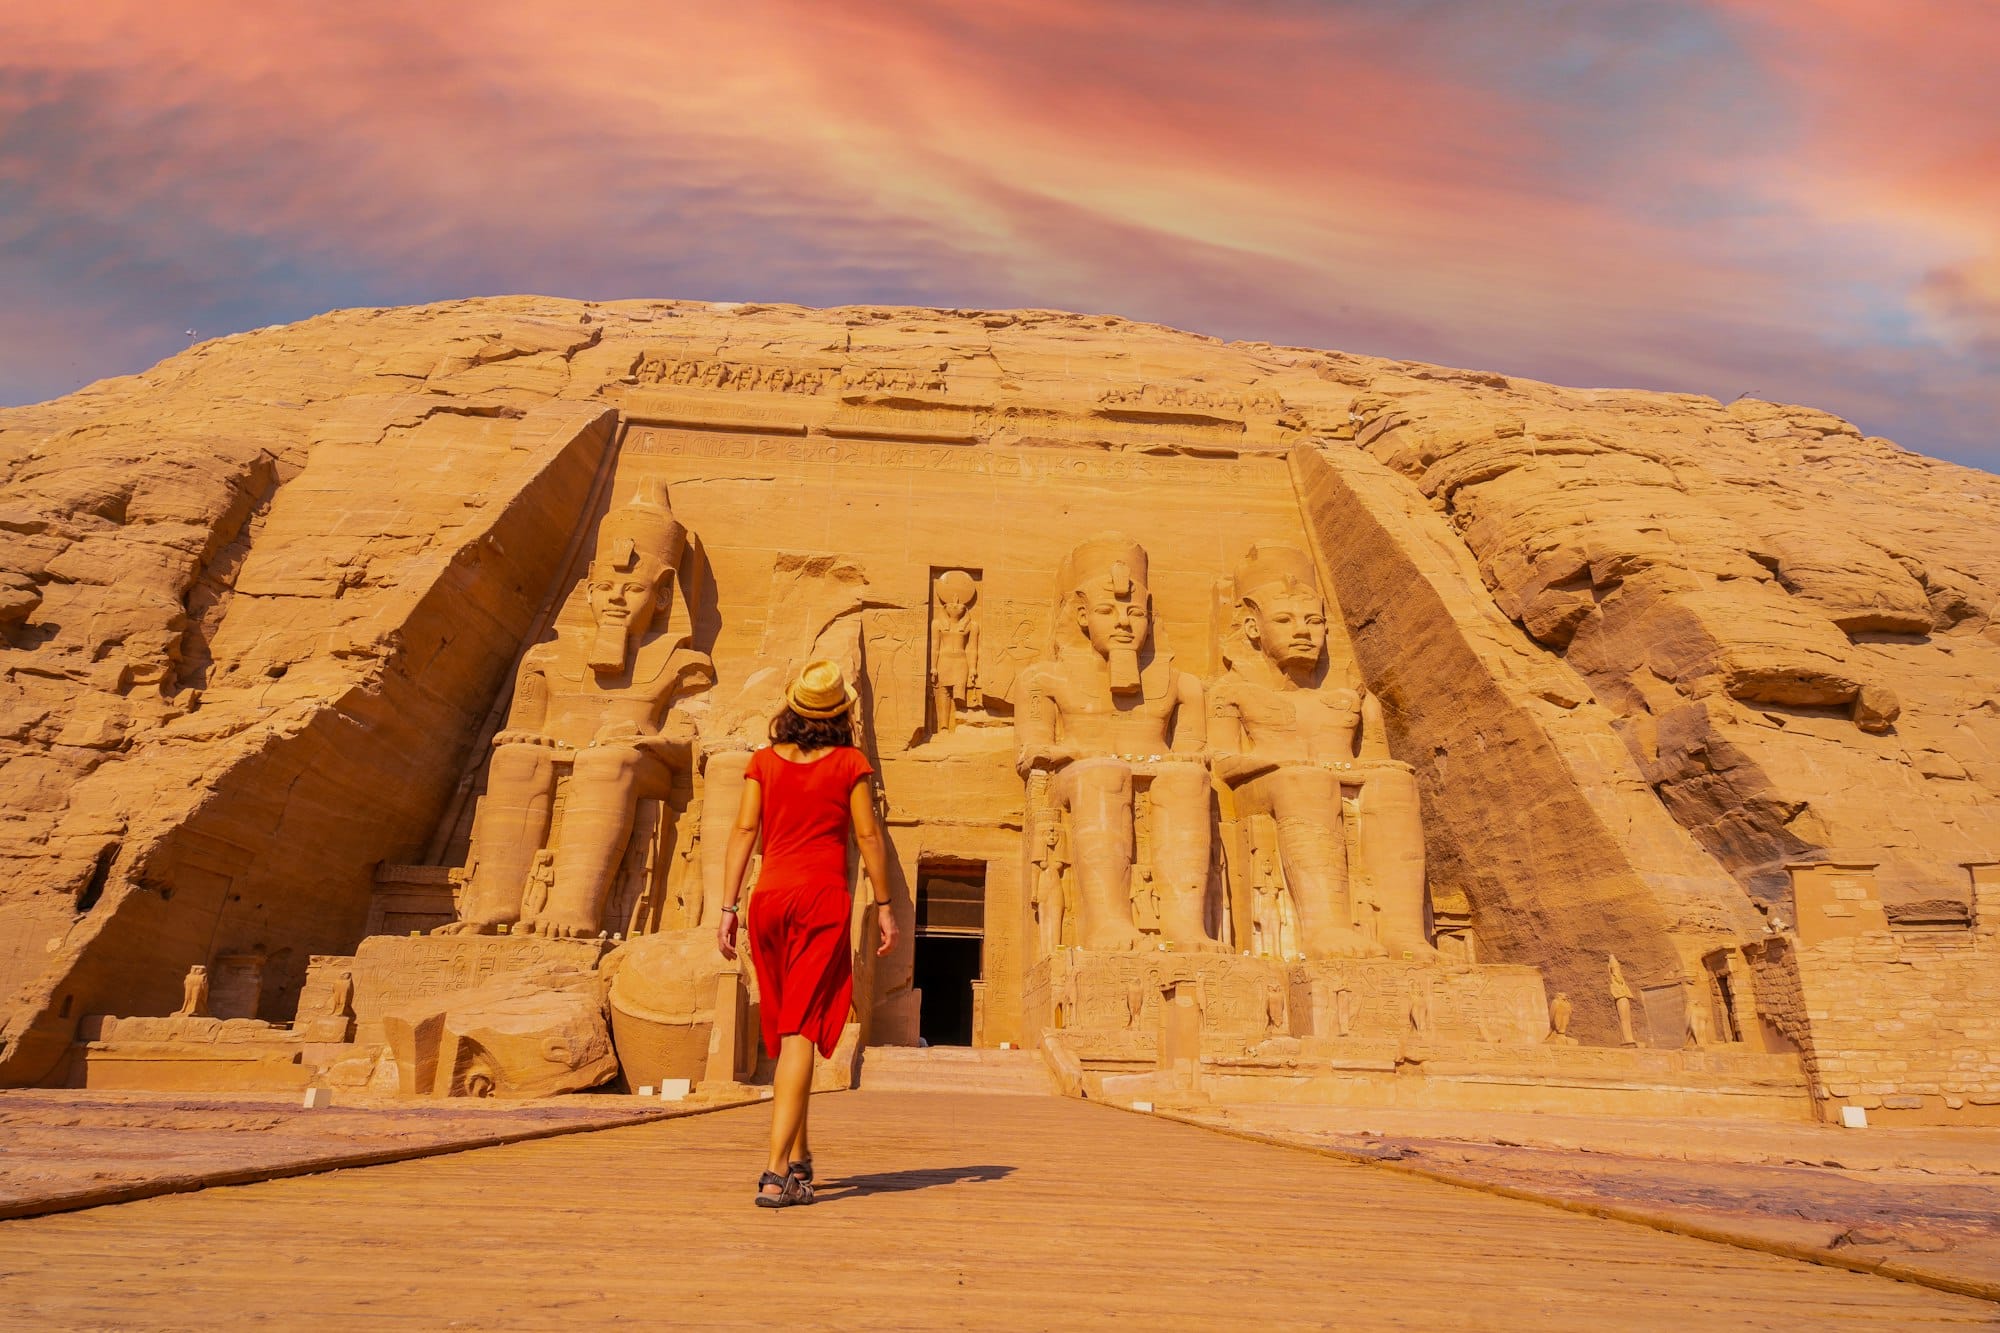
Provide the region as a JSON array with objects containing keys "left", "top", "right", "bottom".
[{"left": 1, "top": 1092, "right": 1992, "bottom": 1329}]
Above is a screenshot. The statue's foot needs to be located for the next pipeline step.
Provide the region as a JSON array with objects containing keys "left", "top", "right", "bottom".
[
  {"left": 1304, "top": 927, "right": 1388, "bottom": 960},
  {"left": 1379, "top": 932, "right": 1442, "bottom": 962},
  {"left": 520, "top": 914, "right": 597, "bottom": 939},
  {"left": 1078, "top": 920, "right": 1149, "bottom": 951},
  {"left": 432, "top": 918, "right": 508, "bottom": 936},
  {"left": 1159, "top": 918, "right": 1227, "bottom": 953}
]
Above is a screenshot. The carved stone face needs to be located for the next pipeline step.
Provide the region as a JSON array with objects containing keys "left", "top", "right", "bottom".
[
  {"left": 1246, "top": 589, "right": 1327, "bottom": 673},
  {"left": 586, "top": 565, "right": 670, "bottom": 673},
  {"left": 1077, "top": 588, "right": 1149, "bottom": 657}
]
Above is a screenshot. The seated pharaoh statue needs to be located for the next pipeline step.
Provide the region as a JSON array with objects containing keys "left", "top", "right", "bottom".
[
  {"left": 442, "top": 481, "right": 715, "bottom": 938},
  {"left": 1210, "top": 542, "right": 1434, "bottom": 960},
  {"left": 1015, "top": 534, "right": 1222, "bottom": 953}
]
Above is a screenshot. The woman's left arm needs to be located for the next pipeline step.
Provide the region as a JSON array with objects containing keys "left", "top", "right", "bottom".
[
  {"left": 849, "top": 776, "right": 899, "bottom": 957},
  {"left": 715, "top": 775, "right": 763, "bottom": 960}
]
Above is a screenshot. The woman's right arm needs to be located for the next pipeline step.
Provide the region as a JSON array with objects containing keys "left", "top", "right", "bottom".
[
  {"left": 848, "top": 777, "right": 899, "bottom": 958},
  {"left": 715, "top": 774, "right": 763, "bottom": 960}
]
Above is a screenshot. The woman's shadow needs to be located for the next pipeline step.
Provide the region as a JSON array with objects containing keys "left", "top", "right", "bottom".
[{"left": 815, "top": 1164, "right": 1014, "bottom": 1204}]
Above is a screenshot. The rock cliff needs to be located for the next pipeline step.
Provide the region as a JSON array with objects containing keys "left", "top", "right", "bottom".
[{"left": 2, "top": 297, "right": 1995, "bottom": 1082}]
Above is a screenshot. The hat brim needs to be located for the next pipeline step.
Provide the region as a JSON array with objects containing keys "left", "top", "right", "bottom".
[{"left": 787, "top": 684, "right": 858, "bottom": 719}]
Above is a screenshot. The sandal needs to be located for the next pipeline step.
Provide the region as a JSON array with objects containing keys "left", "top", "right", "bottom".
[
  {"left": 754, "top": 1170, "right": 792, "bottom": 1209},
  {"left": 788, "top": 1156, "right": 814, "bottom": 1186}
]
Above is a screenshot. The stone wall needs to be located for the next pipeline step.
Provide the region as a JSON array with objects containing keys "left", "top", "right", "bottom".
[{"left": 1788, "top": 865, "right": 2000, "bottom": 1124}]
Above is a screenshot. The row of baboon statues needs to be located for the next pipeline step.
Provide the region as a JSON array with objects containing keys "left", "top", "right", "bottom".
[{"left": 437, "top": 483, "right": 1432, "bottom": 963}]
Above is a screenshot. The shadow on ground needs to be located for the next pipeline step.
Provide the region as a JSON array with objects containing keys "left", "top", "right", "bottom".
[{"left": 818, "top": 1164, "right": 1015, "bottom": 1202}]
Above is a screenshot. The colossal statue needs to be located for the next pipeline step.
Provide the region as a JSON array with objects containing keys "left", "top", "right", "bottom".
[
  {"left": 443, "top": 482, "right": 714, "bottom": 938},
  {"left": 1210, "top": 543, "right": 1433, "bottom": 960},
  {"left": 1015, "top": 535, "right": 1221, "bottom": 952}
]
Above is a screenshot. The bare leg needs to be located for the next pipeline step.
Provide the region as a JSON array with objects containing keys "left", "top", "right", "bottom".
[
  {"left": 1264, "top": 768, "right": 1383, "bottom": 959},
  {"left": 764, "top": 1035, "right": 816, "bottom": 1194},
  {"left": 1357, "top": 766, "right": 1436, "bottom": 958},
  {"left": 443, "top": 743, "right": 554, "bottom": 934},
  {"left": 1149, "top": 765, "right": 1222, "bottom": 952},
  {"left": 790, "top": 1095, "right": 812, "bottom": 1167},
  {"left": 1055, "top": 760, "right": 1146, "bottom": 950}
]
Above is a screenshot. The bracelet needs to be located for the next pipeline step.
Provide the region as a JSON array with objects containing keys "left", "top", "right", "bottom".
[
  {"left": 720, "top": 904, "right": 739, "bottom": 914},
  {"left": 872, "top": 900, "right": 892, "bottom": 908}
]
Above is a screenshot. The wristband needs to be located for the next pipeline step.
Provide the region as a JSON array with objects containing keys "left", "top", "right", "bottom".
[
  {"left": 872, "top": 900, "right": 892, "bottom": 908},
  {"left": 720, "top": 904, "right": 739, "bottom": 915}
]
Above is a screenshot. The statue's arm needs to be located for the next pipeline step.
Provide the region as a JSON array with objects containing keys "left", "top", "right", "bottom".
[
  {"left": 1171, "top": 672, "right": 1207, "bottom": 757},
  {"left": 966, "top": 619, "right": 981, "bottom": 685},
  {"left": 1014, "top": 668, "right": 1065, "bottom": 777},
  {"left": 1357, "top": 690, "right": 1391, "bottom": 762},
  {"left": 1207, "top": 681, "right": 1278, "bottom": 783},
  {"left": 496, "top": 654, "right": 553, "bottom": 743}
]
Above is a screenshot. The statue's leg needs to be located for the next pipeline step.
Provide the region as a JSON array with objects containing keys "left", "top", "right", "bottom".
[
  {"left": 1262, "top": 768, "right": 1384, "bottom": 959},
  {"left": 697, "top": 750, "right": 752, "bottom": 929},
  {"left": 1356, "top": 766, "right": 1437, "bottom": 958},
  {"left": 1148, "top": 764, "right": 1222, "bottom": 952},
  {"left": 535, "top": 744, "right": 673, "bottom": 938},
  {"left": 442, "top": 742, "right": 555, "bottom": 934},
  {"left": 1055, "top": 760, "right": 1145, "bottom": 950}
]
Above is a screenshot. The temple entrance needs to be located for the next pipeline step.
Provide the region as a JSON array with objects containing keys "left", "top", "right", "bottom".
[{"left": 914, "top": 861, "right": 985, "bottom": 1047}]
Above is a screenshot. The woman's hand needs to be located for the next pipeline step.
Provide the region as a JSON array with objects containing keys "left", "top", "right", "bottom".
[
  {"left": 875, "top": 902, "right": 899, "bottom": 957},
  {"left": 717, "top": 910, "right": 739, "bottom": 961}
]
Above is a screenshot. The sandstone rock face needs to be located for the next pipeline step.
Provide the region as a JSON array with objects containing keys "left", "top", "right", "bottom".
[{"left": 2, "top": 297, "right": 1994, "bottom": 1120}]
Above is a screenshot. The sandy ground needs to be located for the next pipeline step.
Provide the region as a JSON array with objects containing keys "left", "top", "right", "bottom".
[
  {"left": 0, "top": 1087, "right": 756, "bottom": 1218},
  {"left": 1171, "top": 1102, "right": 2000, "bottom": 1297}
]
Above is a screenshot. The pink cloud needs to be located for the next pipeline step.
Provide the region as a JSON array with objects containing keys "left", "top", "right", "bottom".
[{"left": 0, "top": 0, "right": 1992, "bottom": 466}]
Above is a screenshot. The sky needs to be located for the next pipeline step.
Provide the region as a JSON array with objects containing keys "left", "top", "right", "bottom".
[{"left": 1, "top": 0, "right": 1995, "bottom": 469}]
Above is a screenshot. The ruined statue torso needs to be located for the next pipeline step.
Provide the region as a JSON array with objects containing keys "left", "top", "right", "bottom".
[
  {"left": 515, "top": 632, "right": 710, "bottom": 747},
  {"left": 1213, "top": 667, "right": 1361, "bottom": 766},
  {"left": 1022, "top": 652, "right": 1185, "bottom": 756}
]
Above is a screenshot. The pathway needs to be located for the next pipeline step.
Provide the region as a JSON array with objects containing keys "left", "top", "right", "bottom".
[{"left": 2, "top": 1092, "right": 1993, "bottom": 1329}]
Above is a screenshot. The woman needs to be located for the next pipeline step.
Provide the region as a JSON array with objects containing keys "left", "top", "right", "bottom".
[{"left": 716, "top": 659, "right": 897, "bottom": 1208}]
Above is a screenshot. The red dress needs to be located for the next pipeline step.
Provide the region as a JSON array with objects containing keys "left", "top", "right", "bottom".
[{"left": 745, "top": 744, "right": 873, "bottom": 1058}]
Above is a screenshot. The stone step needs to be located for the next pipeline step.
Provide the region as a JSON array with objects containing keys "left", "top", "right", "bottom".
[{"left": 856, "top": 1044, "right": 1059, "bottom": 1096}]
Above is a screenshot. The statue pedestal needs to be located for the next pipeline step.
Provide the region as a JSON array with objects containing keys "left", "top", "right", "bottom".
[
  {"left": 1286, "top": 958, "right": 1549, "bottom": 1045},
  {"left": 347, "top": 934, "right": 612, "bottom": 1047}
]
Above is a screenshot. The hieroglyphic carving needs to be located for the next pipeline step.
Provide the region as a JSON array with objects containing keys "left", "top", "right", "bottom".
[{"left": 631, "top": 356, "right": 837, "bottom": 394}]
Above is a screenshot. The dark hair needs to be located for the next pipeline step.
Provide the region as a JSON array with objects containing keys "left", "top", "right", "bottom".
[{"left": 770, "top": 707, "right": 854, "bottom": 751}]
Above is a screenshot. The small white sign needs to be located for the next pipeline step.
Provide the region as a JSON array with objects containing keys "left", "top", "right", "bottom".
[
  {"left": 659, "top": 1078, "right": 692, "bottom": 1101},
  {"left": 301, "top": 1087, "right": 331, "bottom": 1110},
  {"left": 1839, "top": 1105, "right": 1869, "bottom": 1129},
  {"left": 1131, "top": 1100, "right": 1154, "bottom": 1113},
  {"left": 636, "top": 1085, "right": 654, "bottom": 1097}
]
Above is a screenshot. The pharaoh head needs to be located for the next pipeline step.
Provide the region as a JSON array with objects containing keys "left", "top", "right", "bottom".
[
  {"left": 585, "top": 480, "right": 687, "bottom": 674},
  {"left": 1233, "top": 543, "right": 1327, "bottom": 679},
  {"left": 1057, "top": 534, "right": 1151, "bottom": 692}
]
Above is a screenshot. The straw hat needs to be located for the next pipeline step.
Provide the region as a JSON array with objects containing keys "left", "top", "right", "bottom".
[{"left": 786, "top": 659, "right": 858, "bottom": 719}]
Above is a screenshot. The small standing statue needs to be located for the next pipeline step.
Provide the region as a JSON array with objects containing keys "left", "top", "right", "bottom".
[
  {"left": 930, "top": 570, "right": 981, "bottom": 733},
  {"left": 174, "top": 964, "right": 210, "bottom": 1019},
  {"left": 1264, "top": 976, "right": 1288, "bottom": 1036},
  {"left": 1032, "top": 822, "right": 1067, "bottom": 958},
  {"left": 1250, "top": 842, "right": 1283, "bottom": 959},
  {"left": 1608, "top": 955, "right": 1638, "bottom": 1046},
  {"left": 1125, "top": 972, "right": 1147, "bottom": 1029},
  {"left": 1547, "top": 991, "right": 1577, "bottom": 1045}
]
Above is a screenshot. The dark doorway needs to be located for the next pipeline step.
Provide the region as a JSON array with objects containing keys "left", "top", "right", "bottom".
[{"left": 915, "top": 862, "right": 985, "bottom": 1047}]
